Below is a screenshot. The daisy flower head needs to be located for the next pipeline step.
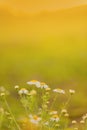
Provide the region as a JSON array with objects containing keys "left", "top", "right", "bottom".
[
  {"left": 18, "top": 88, "right": 29, "bottom": 95},
  {"left": 61, "top": 109, "right": 67, "bottom": 114},
  {"left": 64, "top": 113, "right": 69, "bottom": 117},
  {"left": 40, "top": 82, "right": 48, "bottom": 89},
  {"left": 0, "top": 93, "right": 5, "bottom": 97},
  {"left": 69, "top": 89, "right": 75, "bottom": 95},
  {"left": 29, "top": 114, "right": 42, "bottom": 125},
  {"left": 14, "top": 85, "right": 19, "bottom": 90},
  {"left": 72, "top": 120, "right": 77, "bottom": 124},
  {"left": 53, "top": 88, "right": 65, "bottom": 94},
  {"left": 49, "top": 110, "right": 58, "bottom": 115},
  {"left": 50, "top": 114, "right": 60, "bottom": 122},
  {"left": 27, "top": 80, "right": 41, "bottom": 88},
  {"left": 45, "top": 87, "right": 51, "bottom": 91},
  {"left": 80, "top": 120, "right": 85, "bottom": 124}
]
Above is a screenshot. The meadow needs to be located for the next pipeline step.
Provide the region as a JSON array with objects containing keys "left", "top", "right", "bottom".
[{"left": 0, "top": 4, "right": 87, "bottom": 130}]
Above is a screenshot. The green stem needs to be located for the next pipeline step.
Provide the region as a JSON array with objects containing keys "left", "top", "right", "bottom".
[
  {"left": 50, "top": 94, "right": 58, "bottom": 110},
  {"left": 64, "top": 95, "right": 72, "bottom": 108},
  {"left": 0, "top": 113, "right": 4, "bottom": 128},
  {"left": 4, "top": 97, "right": 21, "bottom": 130}
]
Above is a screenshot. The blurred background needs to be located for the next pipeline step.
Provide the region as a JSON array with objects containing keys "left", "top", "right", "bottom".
[{"left": 0, "top": 0, "right": 87, "bottom": 118}]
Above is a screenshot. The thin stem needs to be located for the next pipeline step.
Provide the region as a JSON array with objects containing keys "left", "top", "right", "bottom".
[
  {"left": 0, "top": 113, "right": 4, "bottom": 128},
  {"left": 64, "top": 94, "right": 72, "bottom": 108},
  {"left": 59, "top": 94, "right": 72, "bottom": 119},
  {"left": 50, "top": 94, "right": 58, "bottom": 110},
  {"left": 4, "top": 96, "right": 21, "bottom": 130}
]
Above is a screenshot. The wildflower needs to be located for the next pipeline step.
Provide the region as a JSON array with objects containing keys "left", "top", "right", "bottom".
[
  {"left": 49, "top": 110, "right": 58, "bottom": 115},
  {"left": 44, "top": 121, "right": 49, "bottom": 126},
  {"left": 29, "top": 114, "right": 42, "bottom": 125},
  {"left": 46, "top": 101, "right": 50, "bottom": 104},
  {"left": 0, "top": 93, "right": 5, "bottom": 97},
  {"left": 18, "top": 88, "right": 29, "bottom": 95},
  {"left": 64, "top": 113, "right": 69, "bottom": 117},
  {"left": 29, "top": 90, "right": 37, "bottom": 96},
  {"left": 40, "top": 82, "right": 48, "bottom": 89},
  {"left": 69, "top": 89, "right": 75, "bottom": 95},
  {"left": 80, "top": 120, "right": 85, "bottom": 124},
  {"left": 45, "top": 87, "right": 51, "bottom": 91},
  {"left": 14, "top": 85, "right": 19, "bottom": 90},
  {"left": 27, "top": 80, "right": 41, "bottom": 88},
  {"left": 72, "top": 120, "right": 77, "bottom": 124},
  {"left": 0, "top": 87, "right": 9, "bottom": 95},
  {"left": 53, "top": 88, "right": 65, "bottom": 94},
  {"left": 61, "top": 109, "right": 67, "bottom": 114},
  {"left": 82, "top": 114, "right": 87, "bottom": 120},
  {"left": 50, "top": 114, "right": 59, "bottom": 122}
]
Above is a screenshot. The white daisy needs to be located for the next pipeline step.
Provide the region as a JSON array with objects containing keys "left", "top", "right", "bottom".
[
  {"left": 18, "top": 88, "right": 29, "bottom": 95},
  {"left": 29, "top": 114, "right": 42, "bottom": 125},
  {"left": 40, "top": 82, "right": 48, "bottom": 89},
  {"left": 50, "top": 114, "right": 60, "bottom": 122},
  {"left": 69, "top": 89, "right": 75, "bottom": 95},
  {"left": 27, "top": 80, "right": 41, "bottom": 88},
  {"left": 53, "top": 88, "right": 65, "bottom": 94},
  {"left": 49, "top": 110, "right": 58, "bottom": 115}
]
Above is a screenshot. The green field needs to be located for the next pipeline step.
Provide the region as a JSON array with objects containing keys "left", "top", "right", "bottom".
[{"left": 0, "top": 5, "right": 87, "bottom": 119}]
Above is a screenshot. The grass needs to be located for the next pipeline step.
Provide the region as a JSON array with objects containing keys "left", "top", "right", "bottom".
[
  {"left": 0, "top": 35, "right": 87, "bottom": 117},
  {"left": 0, "top": 4, "right": 87, "bottom": 129},
  {"left": 0, "top": 80, "right": 87, "bottom": 130}
]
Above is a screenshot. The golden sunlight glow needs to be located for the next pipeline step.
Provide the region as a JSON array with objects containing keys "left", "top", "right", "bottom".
[{"left": 0, "top": 0, "right": 87, "bottom": 13}]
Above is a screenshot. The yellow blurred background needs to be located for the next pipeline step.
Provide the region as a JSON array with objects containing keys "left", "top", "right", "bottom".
[{"left": 0, "top": 0, "right": 87, "bottom": 118}]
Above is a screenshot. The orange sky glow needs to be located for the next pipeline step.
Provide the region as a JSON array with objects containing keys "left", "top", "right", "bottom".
[{"left": 0, "top": 0, "right": 87, "bottom": 13}]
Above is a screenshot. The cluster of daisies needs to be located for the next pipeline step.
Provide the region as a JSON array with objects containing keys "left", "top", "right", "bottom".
[
  {"left": 0, "top": 80, "right": 87, "bottom": 130},
  {"left": 14, "top": 80, "right": 77, "bottom": 129},
  {"left": 16, "top": 80, "right": 75, "bottom": 95}
]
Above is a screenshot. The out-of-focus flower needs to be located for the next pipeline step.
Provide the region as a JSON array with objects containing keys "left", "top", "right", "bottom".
[
  {"left": 49, "top": 110, "right": 58, "bottom": 115},
  {"left": 69, "top": 89, "right": 75, "bottom": 95},
  {"left": 29, "top": 90, "right": 37, "bottom": 96},
  {"left": 18, "top": 88, "right": 29, "bottom": 95},
  {"left": 40, "top": 82, "right": 48, "bottom": 89},
  {"left": 14, "top": 85, "right": 19, "bottom": 90},
  {"left": 45, "top": 87, "right": 51, "bottom": 91},
  {"left": 53, "top": 88, "right": 65, "bottom": 94},
  {"left": 29, "top": 114, "right": 42, "bottom": 125},
  {"left": 0, "top": 87, "right": 10, "bottom": 95},
  {"left": 64, "top": 113, "right": 69, "bottom": 117},
  {"left": 72, "top": 120, "right": 77, "bottom": 124},
  {"left": 61, "top": 109, "right": 67, "bottom": 114},
  {"left": 27, "top": 80, "right": 41, "bottom": 88},
  {"left": 50, "top": 114, "right": 59, "bottom": 122},
  {"left": 82, "top": 114, "right": 87, "bottom": 121},
  {"left": 80, "top": 120, "right": 85, "bottom": 124},
  {"left": 44, "top": 121, "right": 49, "bottom": 126},
  {"left": 0, "top": 93, "right": 5, "bottom": 97}
]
